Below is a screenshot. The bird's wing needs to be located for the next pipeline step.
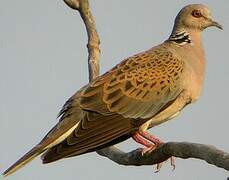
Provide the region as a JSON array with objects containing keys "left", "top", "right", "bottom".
[
  {"left": 80, "top": 45, "right": 185, "bottom": 119},
  {"left": 41, "top": 45, "right": 186, "bottom": 163},
  {"left": 42, "top": 112, "right": 133, "bottom": 163}
]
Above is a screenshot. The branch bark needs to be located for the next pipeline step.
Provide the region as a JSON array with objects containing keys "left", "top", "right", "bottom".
[
  {"left": 64, "top": 0, "right": 100, "bottom": 81},
  {"left": 97, "top": 142, "right": 229, "bottom": 171},
  {"left": 63, "top": 0, "right": 229, "bottom": 173}
]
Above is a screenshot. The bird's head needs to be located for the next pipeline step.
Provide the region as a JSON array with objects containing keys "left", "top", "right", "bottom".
[{"left": 174, "top": 4, "right": 223, "bottom": 32}]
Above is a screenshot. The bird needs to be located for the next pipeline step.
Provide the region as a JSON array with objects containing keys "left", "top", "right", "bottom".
[{"left": 3, "top": 4, "right": 222, "bottom": 177}]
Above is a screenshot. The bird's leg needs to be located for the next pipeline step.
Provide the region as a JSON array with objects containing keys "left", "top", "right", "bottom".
[
  {"left": 136, "top": 131, "right": 162, "bottom": 155},
  {"left": 132, "top": 132, "right": 152, "bottom": 148},
  {"left": 138, "top": 131, "right": 162, "bottom": 145},
  {"left": 132, "top": 131, "right": 176, "bottom": 172},
  {"left": 132, "top": 131, "right": 160, "bottom": 155}
]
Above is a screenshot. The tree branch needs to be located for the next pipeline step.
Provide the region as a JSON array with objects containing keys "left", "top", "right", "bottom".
[
  {"left": 64, "top": 0, "right": 100, "bottom": 81},
  {"left": 63, "top": 0, "right": 229, "bottom": 173},
  {"left": 97, "top": 142, "right": 229, "bottom": 171}
]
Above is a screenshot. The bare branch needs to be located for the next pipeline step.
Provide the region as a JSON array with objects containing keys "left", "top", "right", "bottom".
[
  {"left": 78, "top": 0, "right": 100, "bottom": 81},
  {"left": 64, "top": 0, "right": 100, "bottom": 81},
  {"left": 63, "top": 0, "right": 229, "bottom": 173},
  {"left": 64, "top": 0, "right": 80, "bottom": 10},
  {"left": 97, "top": 142, "right": 229, "bottom": 171}
]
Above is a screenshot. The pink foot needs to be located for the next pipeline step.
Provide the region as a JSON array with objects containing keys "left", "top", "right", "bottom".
[
  {"left": 155, "top": 156, "right": 176, "bottom": 173},
  {"left": 141, "top": 145, "right": 157, "bottom": 155},
  {"left": 132, "top": 131, "right": 176, "bottom": 172}
]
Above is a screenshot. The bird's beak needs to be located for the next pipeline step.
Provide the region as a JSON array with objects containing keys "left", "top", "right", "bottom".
[{"left": 210, "top": 20, "right": 223, "bottom": 30}]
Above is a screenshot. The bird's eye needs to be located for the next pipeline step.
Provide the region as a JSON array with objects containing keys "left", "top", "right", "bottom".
[{"left": 191, "top": 10, "right": 202, "bottom": 18}]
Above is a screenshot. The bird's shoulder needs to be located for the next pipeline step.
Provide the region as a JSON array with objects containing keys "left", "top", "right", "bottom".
[{"left": 91, "top": 43, "right": 184, "bottom": 87}]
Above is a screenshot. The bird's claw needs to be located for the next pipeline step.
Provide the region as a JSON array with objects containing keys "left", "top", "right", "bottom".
[
  {"left": 154, "top": 156, "right": 176, "bottom": 173},
  {"left": 171, "top": 156, "right": 176, "bottom": 171},
  {"left": 155, "top": 162, "right": 163, "bottom": 173}
]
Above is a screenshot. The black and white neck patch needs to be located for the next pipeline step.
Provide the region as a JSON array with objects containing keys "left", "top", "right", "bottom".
[{"left": 169, "top": 31, "right": 192, "bottom": 45}]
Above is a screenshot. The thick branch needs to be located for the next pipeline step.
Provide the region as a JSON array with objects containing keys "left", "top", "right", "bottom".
[
  {"left": 97, "top": 142, "right": 229, "bottom": 171},
  {"left": 63, "top": 0, "right": 229, "bottom": 173}
]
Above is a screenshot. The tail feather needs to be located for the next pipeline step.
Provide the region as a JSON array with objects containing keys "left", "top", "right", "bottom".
[
  {"left": 2, "top": 146, "right": 45, "bottom": 177},
  {"left": 2, "top": 93, "right": 83, "bottom": 177}
]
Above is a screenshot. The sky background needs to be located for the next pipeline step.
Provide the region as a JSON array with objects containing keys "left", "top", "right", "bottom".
[{"left": 1, "top": 0, "right": 229, "bottom": 180}]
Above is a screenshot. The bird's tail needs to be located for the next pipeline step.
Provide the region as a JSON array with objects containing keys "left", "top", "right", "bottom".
[{"left": 2, "top": 146, "right": 45, "bottom": 177}]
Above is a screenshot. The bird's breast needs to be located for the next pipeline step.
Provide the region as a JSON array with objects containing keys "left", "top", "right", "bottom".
[{"left": 182, "top": 46, "right": 206, "bottom": 102}]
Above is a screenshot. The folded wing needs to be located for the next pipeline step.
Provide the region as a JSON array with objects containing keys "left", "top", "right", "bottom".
[{"left": 42, "top": 45, "right": 185, "bottom": 163}]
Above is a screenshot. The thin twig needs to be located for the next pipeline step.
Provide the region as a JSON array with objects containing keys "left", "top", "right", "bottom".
[
  {"left": 64, "top": 0, "right": 100, "bottom": 81},
  {"left": 63, "top": 0, "right": 80, "bottom": 10},
  {"left": 79, "top": 0, "right": 100, "bottom": 81}
]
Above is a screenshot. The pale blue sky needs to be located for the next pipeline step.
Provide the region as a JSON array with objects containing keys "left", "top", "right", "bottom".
[{"left": 1, "top": 1, "right": 229, "bottom": 180}]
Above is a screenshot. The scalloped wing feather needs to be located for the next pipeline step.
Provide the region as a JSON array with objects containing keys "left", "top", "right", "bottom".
[{"left": 80, "top": 45, "right": 184, "bottom": 119}]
